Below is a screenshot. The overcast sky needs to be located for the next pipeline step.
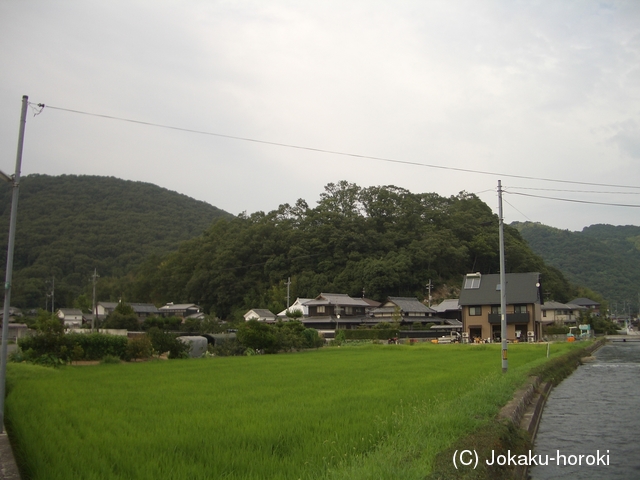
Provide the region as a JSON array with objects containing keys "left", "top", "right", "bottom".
[{"left": 1, "top": 1, "right": 639, "bottom": 232}]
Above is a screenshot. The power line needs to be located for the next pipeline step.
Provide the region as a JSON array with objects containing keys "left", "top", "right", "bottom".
[
  {"left": 506, "top": 191, "right": 640, "bottom": 208},
  {"left": 503, "top": 198, "right": 533, "bottom": 221},
  {"left": 34, "top": 102, "right": 640, "bottom": 191},
  {"left": 507, "top": 186, "right": 640, "bottom": 195}
]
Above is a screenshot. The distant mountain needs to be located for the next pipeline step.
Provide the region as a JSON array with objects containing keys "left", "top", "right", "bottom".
[
  {"left": 513, "top": 222, "right": 640, "bottom": 313},
  {"left": 0, "top": 174, "right": 231, "bottom": 308}
]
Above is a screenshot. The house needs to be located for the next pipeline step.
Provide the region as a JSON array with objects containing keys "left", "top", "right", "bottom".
[
  {"left": 568, "top": 298, "right": 601, "bottom": 315},
  {"left": 361, "top": 297, "right": 382, "bottom": 314},
  {"left": 431, "top": 299, "right": 462, "bottom": 322},
  {"left": 459, "top": 272, "right": 543, "bottom": 342},
  {"left": 277, "top": 298, "right": 312, "bottom": 318},
  {"left": 56, "top": 308, "right": 83, "bottom": 328},
  {"left": 0, "top": 307, "right": 22, "bottom": 320},
  {"left": 97, "top": 302, "right": 160, "bottom": 319},
  {"left": 541, "top": 301, "right": 585, "bottom": 325},
  {"left": 243, "top": 309, "right": 277, "bottom": 322},
  {"left": 302, "top": 293, "right": 371, "bottom": 331},
  {"left": 159, "top": 303, "right": 201, "bottom": 318},
  {"left": 0, "top": 323, "right": 28, "bottom": 342},
  {"left": 369, "top": 297, "right": 438, "bottom": 327}
]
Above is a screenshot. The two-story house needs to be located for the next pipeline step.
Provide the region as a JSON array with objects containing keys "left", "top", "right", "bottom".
[
  {"left": 159, "top": 303, "right": 201, "bottom": 318},
  {"left": 459, "top": 272, "right": 543, "bottom": 342},
  {"left": 303, "top": 293, "right": 371, "bottom": 331},
  {"left": 369, "top": 297, "right": 438, "bottom": 327},
  {"left": 540, "top": 301, "right": 584, "bottom": 325},
  {"left": 568, "top": 298, "right": 601, "bottom": 316}
]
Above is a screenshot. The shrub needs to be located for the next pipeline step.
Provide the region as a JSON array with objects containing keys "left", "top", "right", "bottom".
[
  {"left": 343, "top": 328, "right": 399, "bottom": 340},
  {"left": 543, "top": 325, "right": 570, "bottom": 335},
  {"left": 210, "top": 338, "right": 245, "bottom": 357},
  {"left": 68, "top": 334, "right": 129, "bottom": 360},
  {"left": 125, "top": 336, "right": 153, "bottom": 361},
  {"left": 100, "top": 355, "right": 122, "bottom": 364},
  {"left": 167, "top": 339, "right": 190, "bottom": 359}
]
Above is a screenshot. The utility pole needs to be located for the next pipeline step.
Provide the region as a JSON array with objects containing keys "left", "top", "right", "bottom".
[
  {"left": 498, "top": 180, "right": 508, "bottom": 373},
  {"left": 0, "top": 95, "right": 29, "bottom": 433},
  {"left": 91, "top": 269, "right": 99, "bottom": 332},
  {"left": 426, "top": 279, "right": 432, "bottom": 307},
  {"left": 285, "top": 277, "right": 291, "bottom": 309},
  {"left": 51, "top": 276, "right": 55, "bottom": 315}
]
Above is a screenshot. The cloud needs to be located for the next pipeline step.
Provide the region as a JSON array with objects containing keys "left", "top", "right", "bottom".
[{"left": 1, "top": 0, "right": 639, "bottom": 232}]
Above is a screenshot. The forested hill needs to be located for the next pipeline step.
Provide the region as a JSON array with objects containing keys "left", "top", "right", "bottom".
[
  {"left": 129, "top": 182, "right": 573, "bottom": 319},
  {"left": 0, "top": 174, "right": 231, "bottom": 308},
  {"left": 513, "top": 222, "right": 640, "bottom": 313}
]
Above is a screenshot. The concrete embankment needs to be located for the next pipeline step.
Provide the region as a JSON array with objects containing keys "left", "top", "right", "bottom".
[
  {"left": 0, "top": 427, "right": 20, "bottom": 480},
  {"left": 426, "top": 339, "right": 605, "bottom": 480}
]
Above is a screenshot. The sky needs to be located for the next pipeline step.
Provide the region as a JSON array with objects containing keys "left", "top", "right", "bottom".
[{"left": 1, "top": 1, "right": 639, "bottom": 232}]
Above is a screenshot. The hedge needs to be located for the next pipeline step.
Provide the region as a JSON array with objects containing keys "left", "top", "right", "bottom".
[
  {"left": 18, "top": 333, "right": 129, "bottom": 361},
  {"left": 342, "top": 329, "right": 399, "bottom": 340}
]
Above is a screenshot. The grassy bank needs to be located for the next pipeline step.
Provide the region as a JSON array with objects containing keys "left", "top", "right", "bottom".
[{"left": 6, "top": 342, "right": 583, "bottom": 480}]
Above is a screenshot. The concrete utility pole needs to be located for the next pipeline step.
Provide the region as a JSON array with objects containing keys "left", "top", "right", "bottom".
[
  {"left": 498, "top": 180, "right": 508, "bottom": 373},
  {"left": 426, "top": 279, "right": 432, "bottom": 307},
  {"left": 92, "top": 269, "right": 99, "bottom": 332},
  {"left": 0, "top": 95, "right": 29, "bottom": 433},
  {"left": 51, "top": 276, "right": 55, "bottom": 315},
  {"left": 285, "top": 277, "right": 291, "bottom": 309}
]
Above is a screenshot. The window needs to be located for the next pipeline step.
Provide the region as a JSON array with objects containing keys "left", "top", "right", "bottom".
[
  {"left": 543, "top": 310, "right": 547, "bottom": 318},
  {"left": 345, "top": 307, "right": 353, "bottom": 315},
  {"left": 469, "top": 306, "right": 482, "bottom": 316},
  {"left": 317, "top": 306, "right": 325, "bottom": 313},
  {"left": 464, "top": 274, "right": 481, "bottom": 289},
  {"left": 491, "top": 306, "right": 501, "bottom": 314},
  {"left": 514, "top": 305, "right": 527, "bottom": 314}
]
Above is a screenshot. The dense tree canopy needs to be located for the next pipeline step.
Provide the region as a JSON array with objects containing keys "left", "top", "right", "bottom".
[
  {"left": 0, "top": 174, "right": 231, "bottom": 308},
  {"left": 514, "top": 222, "right": 640, "bottom": 313},
  {"left": 131, "top": 182, "right": 568, "bottom": 319}
]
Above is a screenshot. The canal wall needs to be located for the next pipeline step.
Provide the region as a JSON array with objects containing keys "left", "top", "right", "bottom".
[{"left": 426, "top": 339, "right": 606, "bottom": 480}]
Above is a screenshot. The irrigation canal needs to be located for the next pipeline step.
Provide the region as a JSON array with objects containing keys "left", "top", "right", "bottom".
[{"left": 530, "top": 339, "right": 640, "bottom": 479}]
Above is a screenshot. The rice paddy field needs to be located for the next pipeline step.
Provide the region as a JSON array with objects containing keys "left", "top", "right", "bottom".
[{"left": 6, "top": 342, "right": 582, "bottom": 480}]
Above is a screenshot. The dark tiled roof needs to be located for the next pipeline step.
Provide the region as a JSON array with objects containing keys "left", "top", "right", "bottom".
[
  {"left": 569, "top": 298, "right": 600, "bottom": 307},
  {"left": 387, "top": 297, "right": 435, "bottom": 314},
  {"left": 305, "top": 293, "right": 370, "bottom": 307},
  {"left": 458, "top": 273, "right": 542, "bottom": 306},
  {"left": 432, "top": 299, "right": 460, "bottom": 312},
  {"left": 247, "top": 309, "right": 276, "bottom": 318}
]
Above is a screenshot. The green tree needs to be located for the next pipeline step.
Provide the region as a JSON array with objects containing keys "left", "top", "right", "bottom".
[
  {"left": 104, "top": 302, "right": 140, "bottom": 331},
  {"left": 125, "top": 335, "right": 153, "bottom": 361},
  {"left": 237, "top": 320, "right": 276, "bottom": 352}
]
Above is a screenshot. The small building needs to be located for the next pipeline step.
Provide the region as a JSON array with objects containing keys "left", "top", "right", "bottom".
[
  {"left": 243, "top": 309, "right": 277, "bottom": 322},
  {"left": 369, "top": 297, "right": 438, "bottom": 327},
  {"left": 159, "top": 303, "right": 201, "bottom": 318},
  {"left": 459, "top": 272, "right": 543, "bottom": 342},
  {"left": 431, "top": 299, "right": 462, "bottom": 322},
  {"left": 57, "top": 308, "right": 83, "bottom": 328},
  {"left": 568, "top": 298, "right": 601, "bottom": 315},
  {"left": 97, "top": 302, "right": 160, "bottom": 319},
  {"left": 0, "top": 307, "right": 23, "bottom": 320},
  {"left": 0, "top": 323, "right": 28, "bottom": 342},
  {"left": 541, "top": 301, "right": 585, "bottom": 325},
  {"left": 277, "top": 298, "right": 312, "bottom": 318}
]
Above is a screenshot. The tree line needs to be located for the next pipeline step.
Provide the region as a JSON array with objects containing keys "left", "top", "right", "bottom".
[{"left": 126, "top": 181, "right": 572, "bottom": 319}]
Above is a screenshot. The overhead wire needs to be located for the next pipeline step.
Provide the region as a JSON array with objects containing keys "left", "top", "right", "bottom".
[
  {"left": 507, "top": 186, "right": 640, "bottom": 195},
  {"left": 506, "top": 191, "right": 640, "bottom": 208},
  {"left": 33, "top": 102, "right": 640, "bottom": 192}
]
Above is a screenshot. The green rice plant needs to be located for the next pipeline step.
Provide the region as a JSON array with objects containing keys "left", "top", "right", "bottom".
[{"left": 5, "top": 342, "right": 583, "bottom": 480}]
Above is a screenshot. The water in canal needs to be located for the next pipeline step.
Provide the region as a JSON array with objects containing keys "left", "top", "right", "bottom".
[{"left": 530, "top": 340, "right": 640, "bottom": 479}]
